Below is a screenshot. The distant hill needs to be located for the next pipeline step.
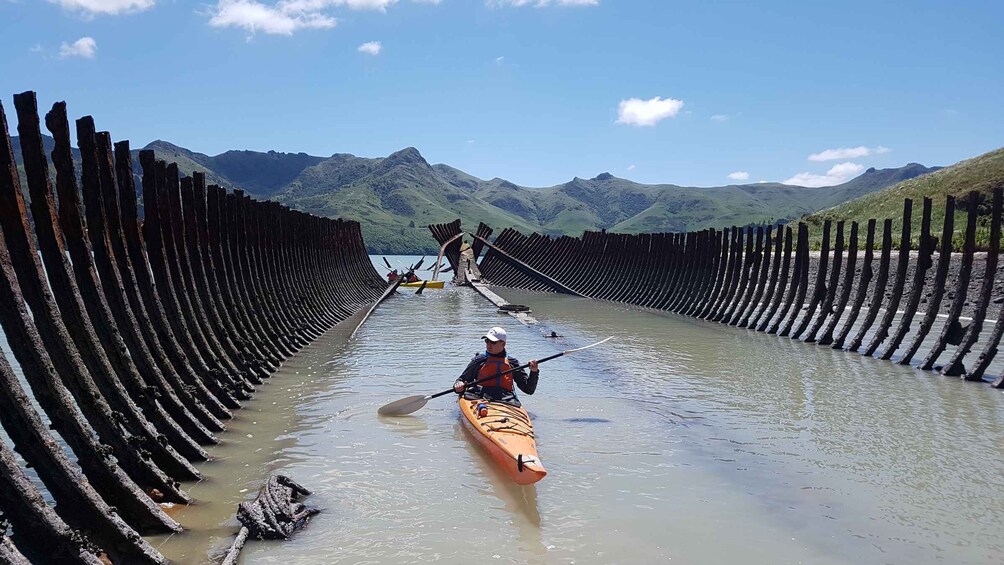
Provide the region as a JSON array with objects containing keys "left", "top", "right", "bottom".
[
  {"left": 142, "top": 140, "right": 324, "bottom": 197},
  {"left": 274, "top": 147, "right": 539, "bottom": 252},
  {"left": 805, "top": 147, "right": 1004, "bottom": 250},
  {"left": 10, "top": 133, "right": 944, "bottom": 253}
]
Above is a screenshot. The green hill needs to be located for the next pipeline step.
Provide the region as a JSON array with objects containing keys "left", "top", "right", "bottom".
[
  {"left": 11, "top": 133, "right": 946, "bottom": 253},
  {"left": 804, "top": 147, "right": 1004, "bottom": 250},
  {"left": 274, "top": 148, "right": 539, "bottom": 253}
]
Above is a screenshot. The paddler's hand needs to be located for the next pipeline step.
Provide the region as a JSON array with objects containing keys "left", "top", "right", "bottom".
[
  {"left": 529, "top": 360, "right": 538, "bottom": 372},
  {"left": 453, "top": 380, "right": 466, "bottom": 394}
]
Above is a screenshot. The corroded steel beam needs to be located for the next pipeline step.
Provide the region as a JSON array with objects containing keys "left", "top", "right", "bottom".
[
  {"left": 778, "top": 223, "right": 810, "bottom": 337},
  {"left": 943, "top": 190, "right": 998, "bottom": 378},
  {"left": 726, "top": 226, "right": 763, "bottom": 325},
  {"left": 805, "top": 221, "right": 843, "bottom": 342},
  {"left": 471, "top": 232, "right": 583, "bottom": 296},
  {"left": 882, "top": 198, "right": 933, "bottom": 360},
  {"left": 0, "top": 412, "right": 105, "bottom": 564},
  {"left": 736, "top": 226, "right": 772, "bottom": 327},
  {"left": 864, "top": 199, "right": 913, "bottom": 356},
  {"left": 0, "top": 89, "right": 397, "bottom": 563},
  {"left": 29, "top": 103, "right": 207, "bottom": 473},
  {"left": 5, "top": 96, "right": 189, "bottom": 508},
  {"left": 818, "top": 221, "right": 858, "bottom": 346},
  {"left": 117, "top": 143, "right": 234, "bottom": 422},
  {"left": 141, "top": 153, "right": 244, "bottom": 408},
  {"left": 71, "top": 119, "right": 220, "bottom": 445},
  {"left": 832, "top": 219, "right": 875, "bottom": 350},
  {"left": 847, "top": 219, "right": 893, "bottom": 352},
  {"left": 466, "top": 206, "right": 1002, "bottom": 389},
  {"left": 921, "top": 194, "right": 979, "bottom": 371},
  {"left": 968, "top": 188, "right": 1003, "bottom": 383},
  {"left": 1, "top": 97, "right": 178, "bottom": 550}
]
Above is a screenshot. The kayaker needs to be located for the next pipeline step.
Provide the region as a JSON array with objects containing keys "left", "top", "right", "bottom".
[{"left": 453, "top": 326, "right": 539, "bottom": 407}]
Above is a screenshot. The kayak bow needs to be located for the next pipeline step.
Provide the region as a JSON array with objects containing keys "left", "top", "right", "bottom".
[{"left": 458, "top": 397, "right": 546, "bottom": 485}]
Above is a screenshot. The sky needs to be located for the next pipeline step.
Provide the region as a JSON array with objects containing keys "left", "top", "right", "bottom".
[{"left": 1, "top": 0, "right": 1002, "bottom": 189}]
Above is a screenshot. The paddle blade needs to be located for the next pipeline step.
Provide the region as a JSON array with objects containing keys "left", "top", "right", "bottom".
[
  {"left": 378, "top": 394, "right": 430, "bottom": 416},
  {"left": 383, "top": 257, "right": 393, "bottom": 269}
]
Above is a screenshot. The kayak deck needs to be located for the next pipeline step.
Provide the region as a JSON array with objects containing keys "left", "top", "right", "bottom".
[
  {"left": 399, "top": 280, "right": 445, "bottom": 288},
  {"left": 458, "top": 397, "right": 546, "bottom": 485}
]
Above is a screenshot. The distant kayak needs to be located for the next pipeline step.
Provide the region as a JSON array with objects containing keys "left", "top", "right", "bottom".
[
  {"left": 458, "top": 397, "right": 546, "bottom": 485},
  {"left": 399, "top": 280, "right": 445, "bottom": 288}
]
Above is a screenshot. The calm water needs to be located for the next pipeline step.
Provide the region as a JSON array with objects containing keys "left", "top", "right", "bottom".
[{"left": 3, "top": 256, "right": 1004, "bottom": 563}]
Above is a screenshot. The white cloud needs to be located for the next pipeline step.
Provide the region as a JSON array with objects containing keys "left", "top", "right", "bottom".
[
  {"left": 616, "top": 96, "right": 684, "bottom": 127},
  {"left": 358, "top": 40, "right": 381, "bottom": 55},
  {"left": 728, "top": 171, "right": 749, "bottom": 181},
  {"left": 784, "top": 162, "right": 865, "bottom": 187},
  {"left": 488, "top": 0, "right": 598, "bottom": 7},
  {"left": 208, "top": 0, "right": 420, "bottom": 35},
  {"left": 209, "top": 0, "right": 337, "bottom": 35},
  {"left": 467, "top": 139, "right": 475, "bottom": 145},
  {"left": 626, "top": 164, "right": 635, "bottom": 171},
  {"left": 59, "top": 37, "right": 97, "bottom": 58},
  {"left": 495, "top": 56, "right": 505, "bottom": 64},
  {"left": 50, "top": 0, "right": 154, "bottom": 16},
  {"left": 710, "top": 114, "right": 728, "bottom": 122},
  {"left": 808, "top": 145, "right": 890, "bottom": 161}
]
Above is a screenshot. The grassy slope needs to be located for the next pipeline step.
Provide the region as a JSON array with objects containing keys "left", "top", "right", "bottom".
[
  {"left": 10, "top": 134, "right": 953, "bottom": 253},
  {"left": 804, "top": 147, "right": 1004, "bottom": 249},
  {"left": 277, "top": 149, "right": 538, "bottom": 253}
]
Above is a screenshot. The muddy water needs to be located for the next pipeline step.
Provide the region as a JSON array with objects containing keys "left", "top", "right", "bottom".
[{"left": 5, "top": 256, "right": 1004, "bottom": 564}]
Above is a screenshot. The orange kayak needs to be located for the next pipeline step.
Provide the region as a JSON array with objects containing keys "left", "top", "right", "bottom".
[{"left": 458, "top": 397, "right": 547, "bottom": 485}]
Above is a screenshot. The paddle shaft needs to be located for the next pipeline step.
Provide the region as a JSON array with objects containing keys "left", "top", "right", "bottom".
[
  {"left": 377, "top": 336, "right": 612, "bottom": 416},
  {"left": 427, "top": 351, "right": 565, "bottom": 401}
]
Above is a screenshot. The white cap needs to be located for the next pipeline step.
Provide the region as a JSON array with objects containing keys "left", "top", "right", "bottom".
[{"left": 482, "top": 326, "right": 507, "bottom": 342}]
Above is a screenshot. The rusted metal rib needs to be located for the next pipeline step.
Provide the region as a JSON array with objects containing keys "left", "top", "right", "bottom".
[
  {"left": 832, "top": 219, "right": 875, "bottom": 350},
  {"left": 968, "top": 188, "right": 1003, "bottom": 383},
  {"left": 847, "top": 219, "right": 893, "bottom": 352},
  {"left": 921, "top": 194, "right": 979, "bottom": 371},
  {"left": 7, "top": 96, "right": 190, "bottom": 506},
  {"left": 818, "top": 221, "right": 858, "bottom": 346},
  {"left": 116, "top": 143, "right": 234, "bottom": 422},
  {"left": 942, "top": 190, "right": 998, "bottom": 378},
  {"left": 864, "top": 199, "right": 913, "bottom": 356},
  {"left": 882, "top": 198, "right": 933, "bottom": 360},
  {"left": 37, "top": 105, "right": 210, "bottom": 468},
  {"left": 805, "top": 221, "right": 843, "bottom": 342},
  {"left": 0, "top": 96, "right": 179, "bottom": 543}
]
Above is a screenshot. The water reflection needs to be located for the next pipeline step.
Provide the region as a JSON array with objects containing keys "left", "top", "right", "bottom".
[
  {"left": 453, "top": 423, "right": 547, "bottom": 564},
  {"left": 104, "top": 257, "right": 1004, "bottom": 564}
]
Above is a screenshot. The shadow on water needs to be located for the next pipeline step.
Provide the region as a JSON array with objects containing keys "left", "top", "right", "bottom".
[
  {"left": 452, "top": 422, "right": 547, "bottom": 563},
  {"left": 377, "top": 414, "right": 429, "bottom": 438}
]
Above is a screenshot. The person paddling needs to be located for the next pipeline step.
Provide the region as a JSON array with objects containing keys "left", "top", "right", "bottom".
[{"left": 453, "top": 326, "right": 539, "bottom": 407}]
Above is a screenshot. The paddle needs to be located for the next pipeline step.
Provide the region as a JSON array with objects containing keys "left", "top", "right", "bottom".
[
  {"left": 377, "top": 336, "right": 614, "bottom": 416},
  {"left": 383, "top": 257, "right": 393, "bottom": 270}
]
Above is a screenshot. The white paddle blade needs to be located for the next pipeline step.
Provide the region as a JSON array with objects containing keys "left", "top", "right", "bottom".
[
  {"left": 378, "top": 394, "right": 430, "bottom": 416},
  {"left": 564, "top": 336, "right": 614, "bottom": 354}
]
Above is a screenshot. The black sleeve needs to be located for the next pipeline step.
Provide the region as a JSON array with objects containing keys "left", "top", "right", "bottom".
[
  {"left": 458, "top": 356, "right": 483, "bottom": 385},
  {"left": 509, "top": 356, "right": 540, "bottom": 395}
]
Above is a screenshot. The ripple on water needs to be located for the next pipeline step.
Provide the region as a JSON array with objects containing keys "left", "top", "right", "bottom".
[{"left": 152, "top": 262, "right": 1004, "bottom": 564}]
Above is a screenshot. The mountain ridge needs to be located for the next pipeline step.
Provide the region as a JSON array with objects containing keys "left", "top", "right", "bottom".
[{"left": 10, "top": 133, "right": 953, "bottom": 253}]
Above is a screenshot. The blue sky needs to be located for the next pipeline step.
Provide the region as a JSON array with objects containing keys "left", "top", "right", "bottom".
[{"left": 1, "top": 0, "right": 1002, "bottom": 188}]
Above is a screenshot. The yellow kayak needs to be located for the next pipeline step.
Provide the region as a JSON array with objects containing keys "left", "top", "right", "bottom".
[
  {"left": 458, "top": 397, "right": 547, "bottom": 485},
  {"left": 399, "top": 280, "right": 445, "bottom": 289}
]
